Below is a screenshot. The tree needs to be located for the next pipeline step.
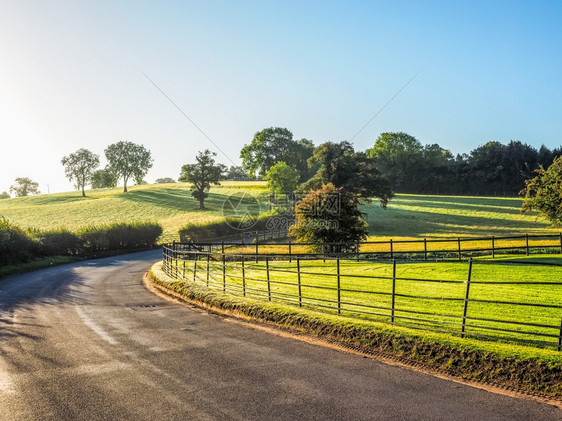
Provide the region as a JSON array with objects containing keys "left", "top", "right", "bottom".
[
  {"left": 0, "top": 191, "right": 10, "bottom": 199},
  {"left": 105, "top": 141, "right": 153, "bottom": 192},
  {"left": 304, "top": 141, "right": 393, "bottom": 207},
  {"left": 289, "top": 183, "right": 368, "bottom": 254},
  {"left": 179, "top": 150, "right": 226, "bottom": 210},
  {"left": 61, "top": 148, "right": 100, "bottom": 197},
  {"left": 265, "top": 162, "right": 300, "bottom": 194},
  {"left": 240, "top": 127, "right": 314, "bottom": 181},
  {"left": 367, "top": 132, "right": 424, "bottom": 190},
  {"left": 10, "top": 177, "right": 40, "bottom": 197},
  {"left": 91, "top": 169, "right": 118, "bottom": 189},
  {"left": 155, "top": 177, "right": 176, "bottom": 184},
  {"left": 226, "top": 166, "right": 248, "bottom": 181},
  {"left": 521, "top": 156, "right": 562, "bottom": 225}
]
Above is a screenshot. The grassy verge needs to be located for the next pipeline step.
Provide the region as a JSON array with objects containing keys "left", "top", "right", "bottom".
[
  {"left": 148, "top": 262, "right": 562, "bottom": 399},
  {"left": 0, "top": 256, "right": 81, "bottom": 279}
]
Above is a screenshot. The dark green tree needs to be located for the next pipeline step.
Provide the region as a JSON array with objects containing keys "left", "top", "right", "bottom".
[
  {"left": 154, "top": 177, "right": 176, "bottom": 184},
  {"left": 0, "top": 191, "right": 9, "bottom": 199},
  {"left": 521, "top": 156, "right": 562, "bottom": 225},
  {"left": 304, "top": 141, "right": 393, "bottom": 207},
  {"left": 91, "top": 169, "right": 118, "bottom": 189},
  {"left": 226, "top": 166, "right": 248, "bottom": 181},
  {"left": 105, "top": 141, "right": 153, "bottom": 192},
  {"left": 289, "top": 183, "right": 368, "bottom": 253},
  {"left": 179, "top": 150, "right": 227, "bottom": 210},
  {"left": 240, "top": 127, "right": 314, "bottom": 181},
  {"left": 367, "top": 132, "right": 424, "bottom": 189},
  {"left": 10, "top": 177, "right": 40, "bottom": 197},
  {"left": 61, "top": 148, "right": 100, "bottom": 197}
]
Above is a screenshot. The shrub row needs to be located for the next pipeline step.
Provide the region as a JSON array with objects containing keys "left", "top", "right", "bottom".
[
  {"left": 0, "top": 217, "right": 162, "bottom": 266},
  {"left": 178, "top": 211, "right": 276, "bottom": 242}
]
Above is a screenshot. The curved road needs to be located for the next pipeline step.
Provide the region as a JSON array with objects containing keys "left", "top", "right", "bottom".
[{"left": 0, "top": 250, "right": 559, "bottom": 420}]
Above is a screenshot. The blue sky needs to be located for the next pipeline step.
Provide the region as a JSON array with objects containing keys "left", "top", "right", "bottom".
[{"left": 1, "top": 0, "right": 561, "bottom": 193}]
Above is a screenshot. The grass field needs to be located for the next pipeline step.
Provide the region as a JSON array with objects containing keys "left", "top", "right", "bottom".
[
  {"left": 176, "top": 254, "right": 562, "bottom": 349},
  {"left": 0, "top": 182, "right": 559, "bottom": 240}
]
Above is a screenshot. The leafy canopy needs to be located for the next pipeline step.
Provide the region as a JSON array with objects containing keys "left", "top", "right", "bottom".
[
  {"left": 304, "top": 141, "right": 393, "bottom": 207},
  {"left": 179, "top": 149, "right": 226, "bottom": 210},
  {"left": 10, "top": 177, "right": 40, "bottom": 197},
  {"left": 240, "top": 127, "right": 314, "bottom": 181},
  {"left": 91, "top": 169, "right": 118, "bottom": 189},
  {"left": 265, "top": 162, "right": 300, "bottom": 194},
  {"left": 105, "top": 141, "right": 153, "bottom": 192},
  {"left": 522, "top": 156, "right": 562, "bottom": 225},
  {"left": 61, "top": 148, "right": 100, "bottom": 197},
  {"left": 289, "top": 183, "right": 368, "bottom": 253}
]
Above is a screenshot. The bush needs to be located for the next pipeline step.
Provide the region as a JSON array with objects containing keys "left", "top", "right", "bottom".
[
  {"left": 33, "top": 229, "right": 82, "bottom": 256},
  {"left": 79, "top": 221, "right": 162, "bottom": 252},
  {"left": 0, "top": 217, "right": 36, "bottom": 265},
  {"left": 178, "top": 212, "right": 276, "bottom": 242}
]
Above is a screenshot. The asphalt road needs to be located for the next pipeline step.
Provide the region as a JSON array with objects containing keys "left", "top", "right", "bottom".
[{"left": 0, "top": 250, "right": 560, "bottom": 420}]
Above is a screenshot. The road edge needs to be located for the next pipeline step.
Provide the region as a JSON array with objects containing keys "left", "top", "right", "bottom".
[{"left": 144, "top": 265, "right": 562, "bottom": 409}]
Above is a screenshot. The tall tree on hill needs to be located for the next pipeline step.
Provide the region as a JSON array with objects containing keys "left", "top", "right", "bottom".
[
  {"left": 367, "top": 132, "right": 424, "bottom": 190},
  {"left": 179, "top": 150, "right": 227, "bottom": 210},
  {"left": 304, "top": 141, "right": 393, "bottom": 207},
  {"left": 240, "top": 127, "right": 314, "bottom": 182},
  {"left": 61, "top": 148, "right": 100, "bottom": 197},
  {"left": 10, "top": 177, "right": 40, "bottom": 197},
  {"left": 105, "top": 141, "right": 153, "bottom": 192}
]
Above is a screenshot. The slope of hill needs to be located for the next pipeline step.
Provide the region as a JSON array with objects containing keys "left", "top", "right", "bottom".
[{"left": 0, "top": 182, "right": 557, "bottom": 239}]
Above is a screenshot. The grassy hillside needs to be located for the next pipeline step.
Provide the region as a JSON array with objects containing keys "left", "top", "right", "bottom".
[
  {"left": 0, "top": 182, "right": 558, "bottom": 239},
  {"left": 0, "top": 181, "right": 270, "bottom": 237}
]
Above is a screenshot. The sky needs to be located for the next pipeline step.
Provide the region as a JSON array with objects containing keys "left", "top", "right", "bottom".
[{"left": 1, "top": 0, "right": 561, "bottom": 194}]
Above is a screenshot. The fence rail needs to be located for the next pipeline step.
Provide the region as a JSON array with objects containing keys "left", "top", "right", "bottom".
[
  {"left": 161, "top": 242, "right": 562, "bottom": 351},
  {"left": 189, "top": 232, "right": 562, "bottom": 261}
]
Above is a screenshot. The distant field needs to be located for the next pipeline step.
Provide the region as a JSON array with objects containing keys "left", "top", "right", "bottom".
[
  {"left": 0, "top": 181, "right": 270, "bottom": 237},
  {"left": 0, "top": 182, "right": 558, "bottom": 239}
]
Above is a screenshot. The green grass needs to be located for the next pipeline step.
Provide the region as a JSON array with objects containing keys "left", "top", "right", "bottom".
[
  {"left": 0, "top": 185, "right": 558, "bottom": 240},
  {"left": 363, "top": 194, "right": 559, "bottom": 238},
  {"left": 178, "top": 255, "right": 562, "bottom": 350},
  {"left": 0, "top": 181, "right": 270, "bottom": 237},
  {"left": 149, "top": 263, "right": 562, "bottom": 397}
]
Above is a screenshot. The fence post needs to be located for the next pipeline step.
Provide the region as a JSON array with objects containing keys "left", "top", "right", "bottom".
[
  {"left": 391, "top": 258, "right": 396, "bottom": 324},
  {"left": 559, "top": 233, "right": 562, "bottom": 254},
  {"left": 461, "top": 259, "right": 473, "bottom": 338},
  {"left": 297, "top": 258, "right": 302, "bottom": 307},
  {"left": 266, "top": 256, "right": 271, "bottom": 301},
  {"left": 288, "top": 240, "right": 292, "bottom": 263},
  {"left": 390, "top": 239, "right": 393, "bottom": 259},
  {"left": 492, "top": 235, "right": 495, "bottom": 259},
  {"left": 221, "top": 241, "right": 225, "bottom": 256},
  {"left": 337, "top": 257, "right": 341, "bottom": 315},
  {"left": 255, "top": 241, "right": 259, "bottom": 263},
  {"left": 193, "top": 255, "right": 197, "bottom": 281},
  {"left": 241, "top": 257, "right": 246, "bottom": 297},
  {"left": 424, "top": 238, "right": 428, "bottom": 260},
  {"left": 222, "top": 253, "right": 226, "bottom": 292},
  {"left": 206, "top": 252, "right": 210, "bottom": 287},
  {"left": 457, "top": 237, "right": 462, "bottom": 261},
  {"left": 558, "top": 315, "right": 562, "bottom": 352},
  {"left": 526, "top": 233, "right": 529, "bottom": 256},
  {"left": 183, "top": 259, "right": 186, "bottom": 278}
]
